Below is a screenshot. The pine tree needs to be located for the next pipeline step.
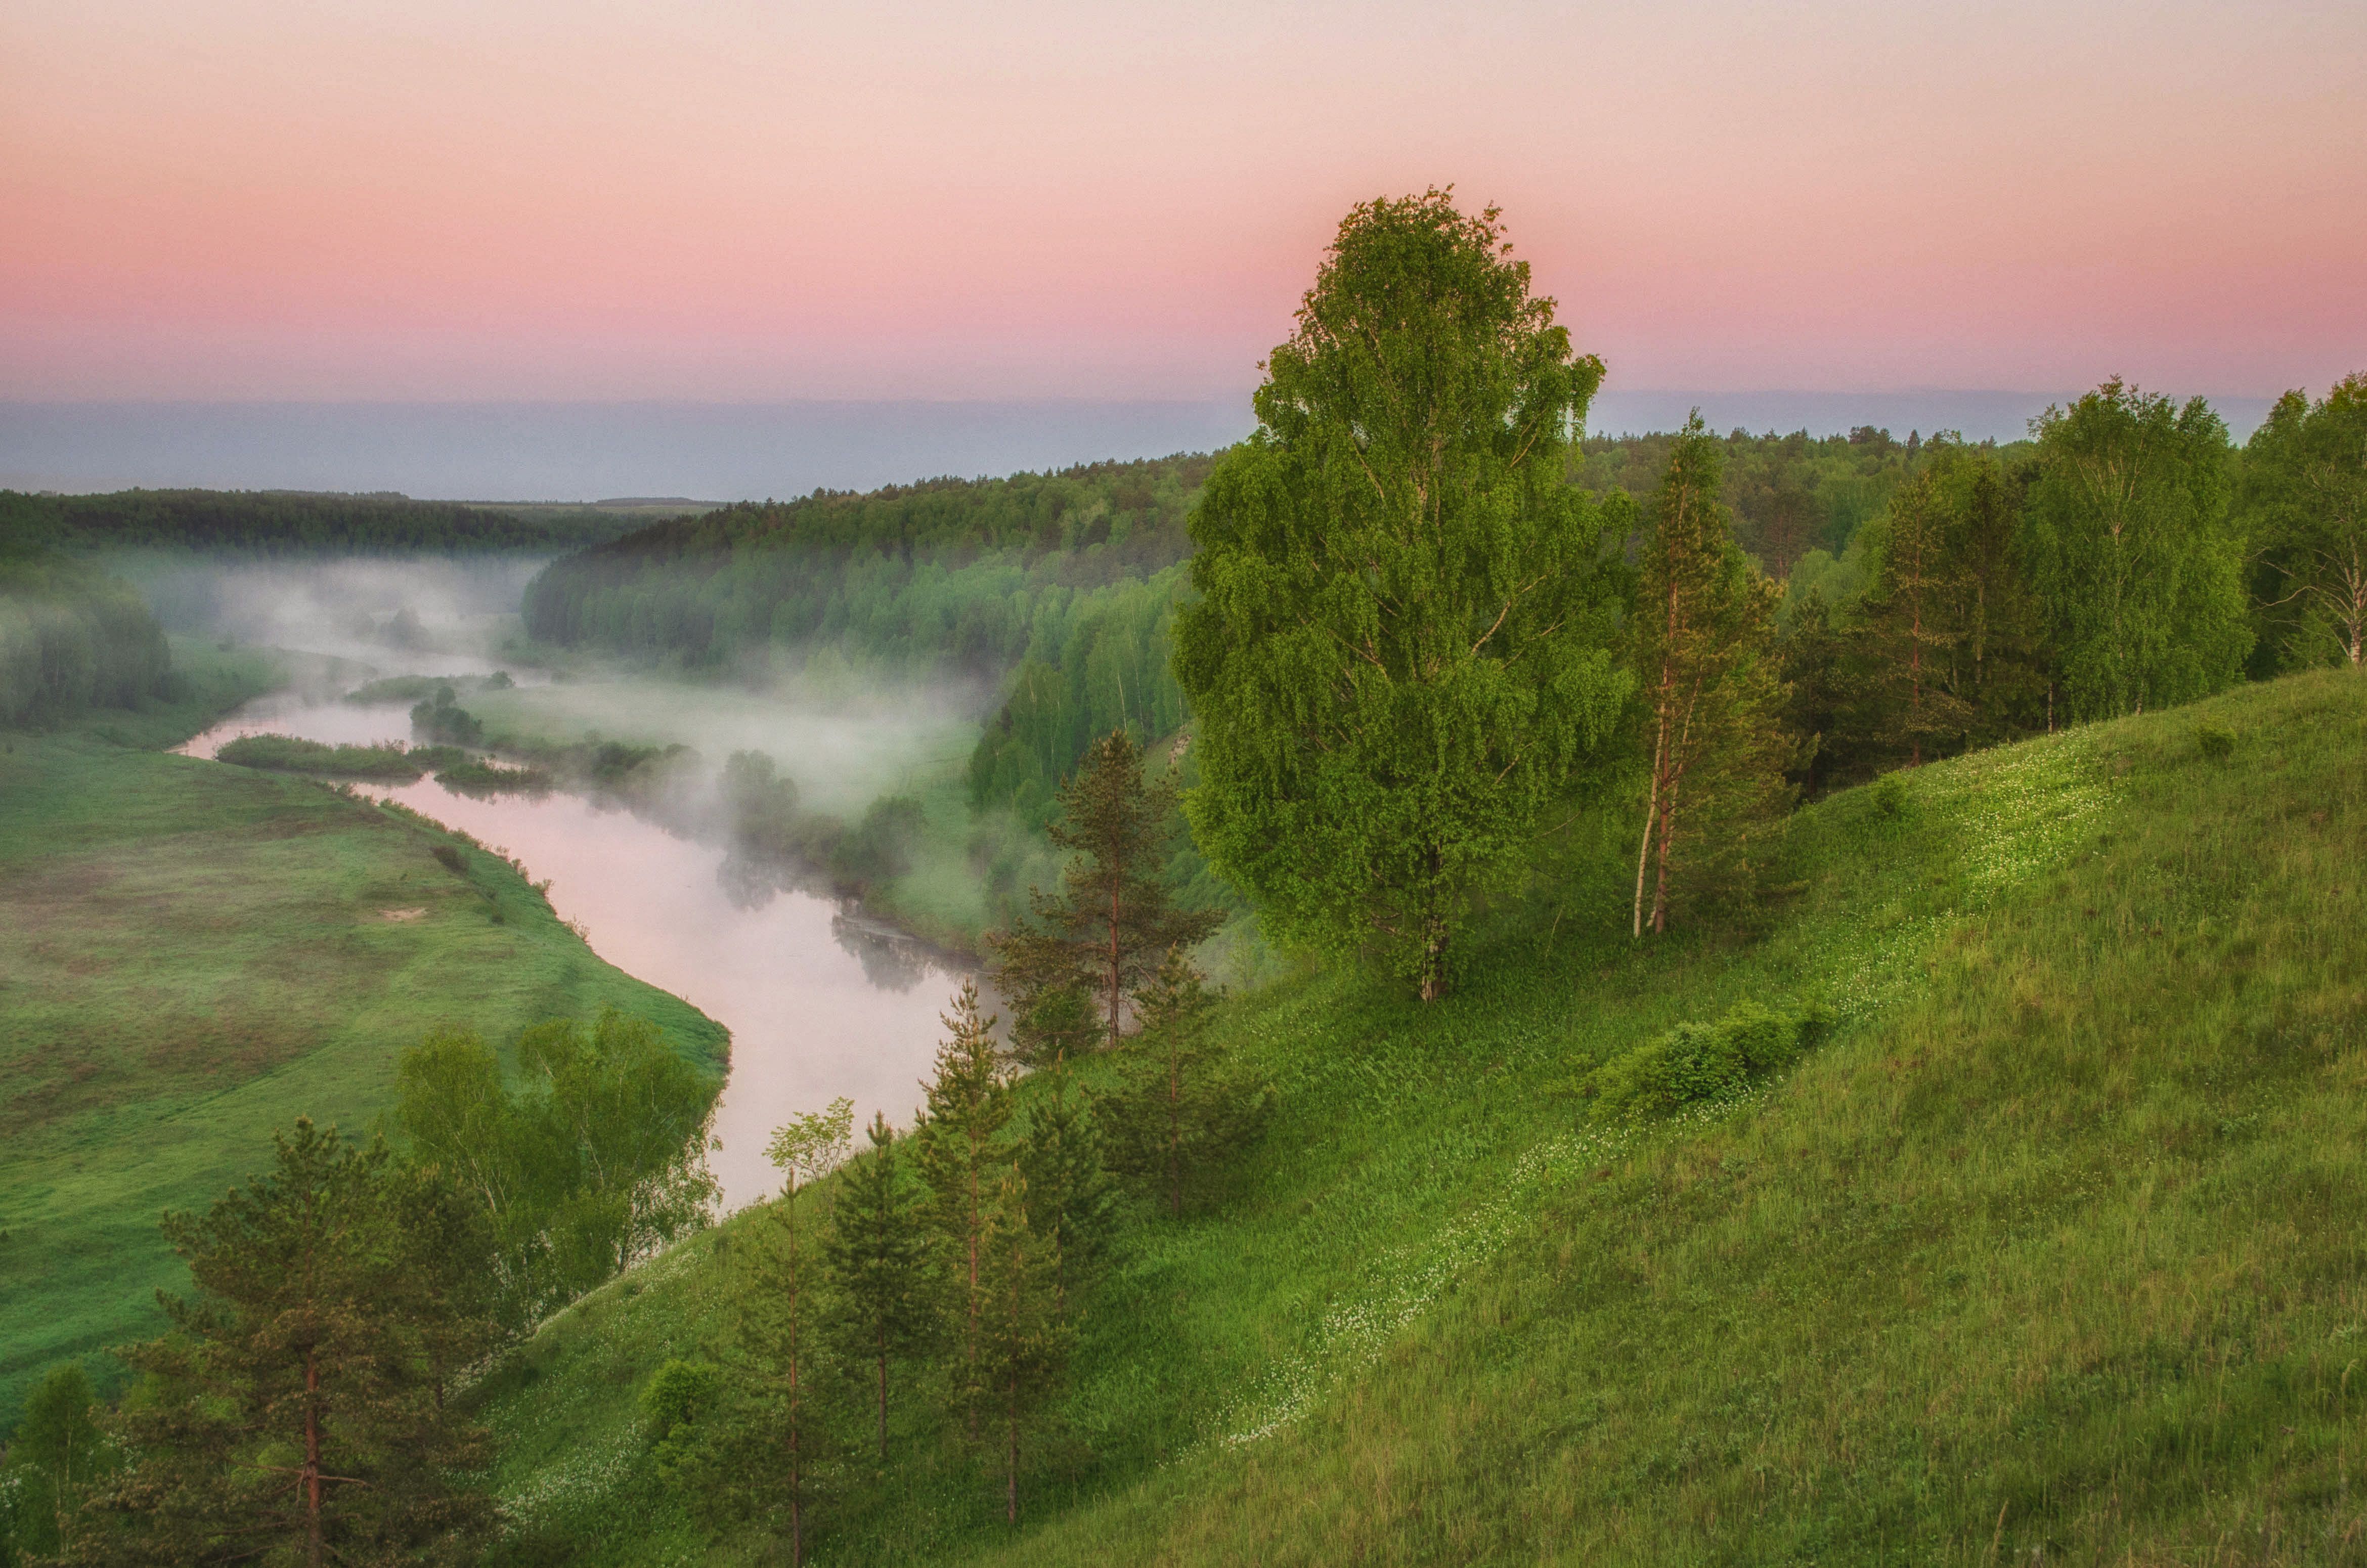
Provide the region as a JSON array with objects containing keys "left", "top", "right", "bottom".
[
  {"left": 78, "top": 1120, "right": 493, "bottom": 1568},
  {"left": 912, "top": 982, "right": 1014, "bottom": 1426},
  {"left": 819, "top": 1112, "right": 932, "bottom": 1465},
  {"left": 1632, "top": 414, "right": 1798, "bottom": 936},
  {"left": 1855, "top": 465, "right": 1971, "bottom": 767},
  {"left": 742, "top": 1099, "right": 853, "bottom": 1567},
  {"left": 1093, "top": 949, "right": 1274, "bottom": 1218},
  {"left": 1776, "top": 589, "right": 1861, "bottom": 796},
  {"left": 1015, "top": 1060, "right": 1120, "bottom": 1314},
  {"left": 988, "top": 730, "right": 1218, "bottom": 1055},
  {"left": 969, "top": 1172, "right": 1071, "bottom": 1527}
]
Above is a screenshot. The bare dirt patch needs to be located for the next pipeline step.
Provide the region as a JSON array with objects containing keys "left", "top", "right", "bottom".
[{"left": 379, "top": 907, "right": 430, "bottom": 922}]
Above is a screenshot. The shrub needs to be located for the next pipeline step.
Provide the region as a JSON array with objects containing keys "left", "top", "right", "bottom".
[
  {"left": 216, "top": 734, "right": 426, "bottom": 780},
  {"left": 1584, "top": 996, "right": 1833, "bottom": 1122},
  {"left": 1871, "top": 771, "right": 1909, "bottom": 819},
  {"left": 2197, "top": 721, "right": 2235, "bottom": 760}
]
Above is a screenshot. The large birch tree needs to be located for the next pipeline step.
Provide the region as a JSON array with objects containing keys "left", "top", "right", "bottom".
[{"left": 1173, "top": 190, "right": 1629, "bottom": 1000}]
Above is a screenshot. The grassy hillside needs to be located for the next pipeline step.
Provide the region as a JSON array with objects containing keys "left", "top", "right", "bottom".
[
  {"left": 0, "top": 665, "right": 728, "bottom": 1424},
  {"left": 475, "top": 668, "right": 2366, "bottom": 1565}
]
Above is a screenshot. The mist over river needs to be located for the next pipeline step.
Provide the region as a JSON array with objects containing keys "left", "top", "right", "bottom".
[{"left": 179, "top": 689, "right": 977, "bottom": 1211}]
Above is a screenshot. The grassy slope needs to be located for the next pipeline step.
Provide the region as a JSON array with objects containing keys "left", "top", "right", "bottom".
[
  {"left": 0, "top": 648, "right": 727, "bottom": 1423},
  {"left": 477, "top": 669, "right": 2367, "bottom": 1566}
]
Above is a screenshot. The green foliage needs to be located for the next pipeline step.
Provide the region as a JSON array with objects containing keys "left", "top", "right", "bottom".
[
  {"left": 1583, "top": 997, "right": 1833, "bottom": 1121},
  {"left": 1174, "top": 190, "right": 1629, "bottom": 999},
  {"left": 78, "top": 1120, "right": 494, "bottom": 1566},
  {"left": 0, "top": 488, "right": 652, "bottom": 555},
  {"left": 1870, "top": 769, "right": 1908, "bottom": 818},
  {"left": 432, "top": 758, "right": 551, "bottom": 796},
  {"left": 521, "top": 456, "right": 1210, "bottom": 664},
  {"left": 2020, "top": 377, "right": 2251, "bottom": 719},
  {"left": 1778, "top": 439, "right": 2049, "bottom": 793},
  {"left": 0, "top": 707, "right": 724, "bottom": 1422},
  {"left": 638, "top": 1359, "right": 721, "bottom": 1456},
  {"left": 1014, "top": 1065, "right": 1120, "bottom": 1308},
  {"left": 989, "top": 730, "right": 1220, "bottom": 1056},
  {"left": 215, "top": 733, "right": 447, "bottom": 779},
  {"left": 912, "top": 983, "right": 1015, "bottom": 1391},
  {"left": 2196, "top": 720, "right": 2236, "bottom": 760},
  {"left": 1, "top": 1363, "right": 109, "bottom": 1564},
  {"left": 2239, "top": 372, "right": 2367, "bottom": 671},
  {"left": 0, "top": 548, "right": 171, "bottom": 727},
  {"left": 819, "top": 1114, "right": 934, "bottom": 1464},
  {"left": 1574, "top": 423, "right": 1937, "bottom": 577},
  {"left": 395, "top": 1012, "right": 719, "bottom": 1328},
  {"left": 410, "top": 688, "right": 486, "bottom": 747},
  {"left": 967, "top": 1172, "right": 1071, "bottom": 1526},
  {"left": 1633, "top": 415, "right": 1797, "bottom": 934},
  {"left": 344, "top": 673, "right": 512, "bottom": 706},
  {"left": 1092, "top": 949, "right": 1272, "bottom": 1217}
]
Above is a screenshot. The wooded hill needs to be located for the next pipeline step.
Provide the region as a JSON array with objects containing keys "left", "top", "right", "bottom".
[{"left": 464, "top": 665, "right": 2367, "bottom": 1566}]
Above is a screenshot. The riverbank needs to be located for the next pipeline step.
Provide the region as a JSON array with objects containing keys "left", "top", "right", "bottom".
[{"left": 0, "top": 657, "right": 727, "bottom": 1423}]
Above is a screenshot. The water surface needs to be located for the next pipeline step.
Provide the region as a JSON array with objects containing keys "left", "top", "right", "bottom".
[{"left": 181, "top": 690, "right": 973, "bottom": 1210}]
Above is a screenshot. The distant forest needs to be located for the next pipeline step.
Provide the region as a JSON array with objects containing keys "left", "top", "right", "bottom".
[
  {"left": 0, "top": 489, "right": 665, "bottom": 555},
  {"left": 519, "top": 434, "right": 2021, "bottom": 817}
]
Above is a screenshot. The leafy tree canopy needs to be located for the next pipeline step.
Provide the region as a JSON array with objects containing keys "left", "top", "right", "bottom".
[{"left": 1173, "top": 189, "right": 1630, "bottom": 998}]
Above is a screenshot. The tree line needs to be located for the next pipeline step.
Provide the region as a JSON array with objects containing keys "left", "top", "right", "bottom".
[{"left": 0, "top": 490, "right": 650, "bottom": 556}]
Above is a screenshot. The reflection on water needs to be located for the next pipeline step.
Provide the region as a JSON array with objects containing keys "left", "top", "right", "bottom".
[{"left": 180, "top": 693, "right": 977, "bottom": 1211}]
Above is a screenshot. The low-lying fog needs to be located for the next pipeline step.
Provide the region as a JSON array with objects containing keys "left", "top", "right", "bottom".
[{"left": 153, "top": 554, "right": 1000, "bottom": 1210}]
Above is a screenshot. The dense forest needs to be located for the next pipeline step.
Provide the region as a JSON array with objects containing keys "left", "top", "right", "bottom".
[
  {"left": 0, "top": 489, "right": 663, "bottom": 555},
  {"left": 516, "top": 392, "right": 2345, "bottom": 827}
]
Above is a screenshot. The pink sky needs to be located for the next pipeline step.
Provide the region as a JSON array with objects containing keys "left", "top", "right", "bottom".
[{"left": 4, "top": 0, "right": 2361, "bottom": 403}]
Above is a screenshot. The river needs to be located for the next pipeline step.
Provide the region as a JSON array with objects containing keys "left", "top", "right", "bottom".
[{"left": 178, "top": 685, "right": 976, "bottom": 1211}]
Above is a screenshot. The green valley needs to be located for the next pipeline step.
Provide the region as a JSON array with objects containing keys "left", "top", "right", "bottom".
[{"left": 0, "top": 643, "right": 725, "bottom": 1423}]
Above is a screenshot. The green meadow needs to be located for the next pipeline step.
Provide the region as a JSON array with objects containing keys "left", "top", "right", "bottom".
[
  {"left": 474, "top": 668, "right": 2367, "bottom": 1565},
  {"left": 0, "top": 646, "right": 726, "bottom": 1423}
]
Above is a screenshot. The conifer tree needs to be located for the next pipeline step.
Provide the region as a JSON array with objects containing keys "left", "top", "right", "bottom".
[
  {"left": 743, "top": 1098, "right": 854, "bottom": 1567},
  {"left": 1855, "top": 465, "right": 1971, "bottom": 767},
  {"left": 1632, "top": 414, "right": 1796, "bottom": 936},
  {"left": 1935, "top": 447, "right": 2049, "bottom": 745},
  {"left": 912, "top": 982, "right": 1014, "bottom": 1422},
  {"left": 819, "top": 1112, "right": 932, "bottom": 1465},
  {"left": 79, "top": 1120, "right": 493, "bottom": 1568},
  {"left": 1015, "top": 1060, "right": 1120, "bottom": 1314},
  {"left": 989, "top": 730, "right": 1218, "bottom": 1055},
  {"left": 969, "top": 1172, "right": 1070, "bottom": 1527},
  {"left": 1776, "top": 589, "right": 1859, "bottom": 796},
  {"left": 1094, "top": 949, "right": 1274, "bottom": 1217}
]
